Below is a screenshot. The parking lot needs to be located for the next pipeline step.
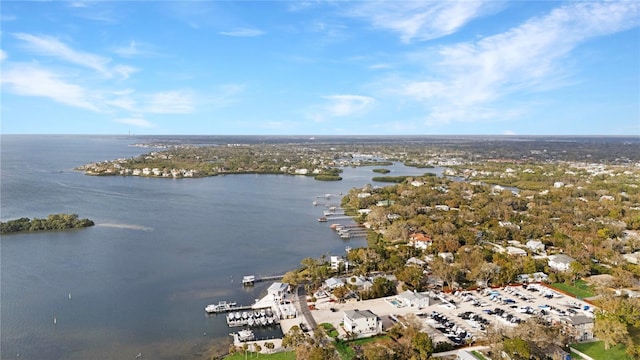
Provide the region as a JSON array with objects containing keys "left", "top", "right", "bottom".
[
  {"left": 414, "top": 283, "right": 595, "bottom": 345},
  {"left": 309, "top": 283, "right": 595, "bottom": 345}
]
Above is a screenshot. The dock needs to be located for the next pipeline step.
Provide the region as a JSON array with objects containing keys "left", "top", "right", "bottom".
[
  {"left": 242, "top": 274, "right": 284, "bottom": 286},
  {"left": 205, "top": 303, "right": 253, "bottom": 314}
]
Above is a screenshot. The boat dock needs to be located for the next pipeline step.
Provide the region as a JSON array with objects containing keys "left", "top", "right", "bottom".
[
  {"left": 205, "top": 303, "right": 253, "bottom": 314},
  {"left": 242, "top": 274, "right": 284, "bottom": 286}
]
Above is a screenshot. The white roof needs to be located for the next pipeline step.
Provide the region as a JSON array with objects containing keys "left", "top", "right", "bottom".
[
  {"left": 268, "top": 282, "right": 288, "bottom": 293},
  {"left": 549, "top": 254, "right": 575, "bottom": 264},
  {"left": 325, "top": 277, "right": 345, "bottom": 288}
]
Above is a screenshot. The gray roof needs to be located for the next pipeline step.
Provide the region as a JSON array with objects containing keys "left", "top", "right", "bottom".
[{"left": 344, "top": 309, "right": 378, "bottom": 320}]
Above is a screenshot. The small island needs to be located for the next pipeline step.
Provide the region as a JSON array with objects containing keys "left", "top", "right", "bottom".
[{"left": 0, "top": 214, "right": 95, "bottom": 234}]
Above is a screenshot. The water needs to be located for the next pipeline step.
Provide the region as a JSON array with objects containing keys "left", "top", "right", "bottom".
[{"left": 1, "top": 135, "right": 443, "bottom": 359}]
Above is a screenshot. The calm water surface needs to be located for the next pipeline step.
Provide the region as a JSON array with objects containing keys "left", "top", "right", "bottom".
[{"left": 1, "top": 135, "right": 442, "bottom": 359}]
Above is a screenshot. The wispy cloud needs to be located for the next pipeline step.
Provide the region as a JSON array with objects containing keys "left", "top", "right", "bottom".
[
  {"left": 393, "top": 1, "right": 640, "bottom": 125},
  {"left": 323, "top": 95, "right": 375, "bottom": 116},
  {"left": 145, "top": 91, "right": 194, "bottom": 114},
  {"left": 1, "top": 63, "right": 100, "bottom": 111},
  {"left": 14, "top": 33, "right": 110, "bottom": 73},
  {"left": 114, "top": 117, "right": 155, "bottom": 128},
  {"left": 112, "top": 40, "right": 155, "bottom": 58},
  {"left": 0, "top": 50, "right": 7, "bottom": 61},
  {"left": 219, "top": 28, "right": 264, "bottom": 37},
  {"left": 309, "top": 94, "right": 375, "bottom": 122},
  {"left": 346, "top": 1, "right": 497, "bottom": 43}
]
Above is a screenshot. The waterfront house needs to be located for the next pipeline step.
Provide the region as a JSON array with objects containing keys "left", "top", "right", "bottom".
[
  {"left": 267, "top": 282, "right": 289, "bottom": 302},
  {"left": 548, "top": 254, "right": 576, "bottom": 272},
  {"left": 330, "top": 256, "right": 345, "bottom": 271},
  {"left": 343, "top": 309, "right": 382, "bottom": 338}
]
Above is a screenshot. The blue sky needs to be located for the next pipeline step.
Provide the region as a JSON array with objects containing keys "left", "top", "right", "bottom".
[{"left": 1, "top": 1, "right": 639, "bottom": 135}]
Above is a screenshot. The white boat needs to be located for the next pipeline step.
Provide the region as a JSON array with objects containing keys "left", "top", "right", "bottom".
[
  {"left": 237, "top": 329, "right": 255, "bottom": 341},
  {"left": 259, "top": 317, "right": 267, "bottom": 326},
  {"left": 204, "top": 300, "right": 237, "bottom": 313},
  {"left": 247, "top": 318, "right": 255, "bottom": 326},
  {"left": 241, "top": 312, "right": 248, "bottom": 319}
]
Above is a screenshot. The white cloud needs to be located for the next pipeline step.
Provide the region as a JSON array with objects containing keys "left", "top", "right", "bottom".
[
  {"left": 368, "top": 63, "right": 392, "bottom": 70},
  {"left": 1, "top": 63, "right": 100, "bottom": 111},
  {"left": 13, "top": 33, "right": 110, "bottom": 74},
  {"left": 0, "top": 49, "right": 7, "bottom": 61},
  {"left": 219, "top": 28, "right": 264, "bottom": 37},
  {"left": 145, "top": 91, "right": 194, "bottom": 114},
  {"left": 114, "top": 117, "right": 155, "bottom": 128},
  {"left": 322, "top": 94, "right": 375, "bottom": 117},
  {"left": 113, "top": 41, "right": 142, "bottom": 57},
  {"left": 346, "top": 1, "right": 496, "bottom": 43},
  {"left": 13, "top": 33, "right": 135, "bottom": 79},
  {"left": 393, "top": 1, "right": 640, "bottom": 125}
]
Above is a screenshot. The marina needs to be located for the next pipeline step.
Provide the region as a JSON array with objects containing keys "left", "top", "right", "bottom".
[{"left": 225, "top": 308, "right": 279, "bottom": 328}]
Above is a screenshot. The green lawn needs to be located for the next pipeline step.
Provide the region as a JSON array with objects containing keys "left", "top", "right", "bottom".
[
  {"left": 551, "top": 280, "right": 595, "bottom": 299},
  {"left": 224, "top": 350, "right": 296, "bottom": 360},
  {"left": 572, "top": 341, "right": 630, "bottom": 360},
  {"left": 334, "top": 335, "right": 391, "bottom": 360}
]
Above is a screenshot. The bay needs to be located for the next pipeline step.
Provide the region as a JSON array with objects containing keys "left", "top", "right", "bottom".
[{"left": 1, "top": 135, "right": 443, "bottom": 359}]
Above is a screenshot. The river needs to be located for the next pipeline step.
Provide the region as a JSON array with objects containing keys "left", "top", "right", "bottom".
[{"left": 1, "top": 135, "right": 446, "bottom": 359}]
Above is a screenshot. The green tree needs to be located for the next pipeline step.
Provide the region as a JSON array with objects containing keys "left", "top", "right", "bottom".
[
  {"left": 411, "top": 331, "right": 433, "bottom": 360},
  {"left": 594, "top": 313, "right": 630, "bottom": 350}
]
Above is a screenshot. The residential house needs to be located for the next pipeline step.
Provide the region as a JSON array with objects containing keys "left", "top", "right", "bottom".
[
  {"left": 325, "top": 277, "right": 345, "bottom": 290},
  {"left": 548, "top": 254, "right": 576, "bottom": 272},
  {"left": 330, "top": 256, "right": 345, "bottom": 271},
  {"left": 409, "top": 233, "right": 433, "bottom": 250},
  {"left": 564, "top": 315, "right": 594, "bottom": 342},
  {"left": 343, "top": 309, "right": 382, "bottom": 338},
  {"left": 526, "top": 240, "right": 545, "bottom": 253},
  {"left": 346, "top": 276, "right": 373, "bottom": 291},
  {"left": 406, "top": 257, "right": 426, "bottom": 267},
  {"left": 397, "top": 290, "right": 430, "bottom": 309}
]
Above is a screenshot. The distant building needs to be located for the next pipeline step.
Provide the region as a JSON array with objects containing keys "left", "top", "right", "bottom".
[{"left": 343, "top": 309, "right": 382, "bottom": 338}]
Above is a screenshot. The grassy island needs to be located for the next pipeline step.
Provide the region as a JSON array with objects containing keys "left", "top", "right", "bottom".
[{"left": 0, "top": 214, "right": 95, "bottom": 234}]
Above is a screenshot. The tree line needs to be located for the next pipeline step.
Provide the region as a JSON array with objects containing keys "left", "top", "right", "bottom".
[{"left": 0, "top": 214, "right": 94, "bottom": 234}]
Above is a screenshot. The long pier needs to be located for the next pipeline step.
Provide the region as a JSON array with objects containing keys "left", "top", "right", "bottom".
[
  {"left": 242, "top": 274, "right": 284, "bottom": 286},
  {"left": 205, "top": 304, "right": 253, "bottom": 314}
]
